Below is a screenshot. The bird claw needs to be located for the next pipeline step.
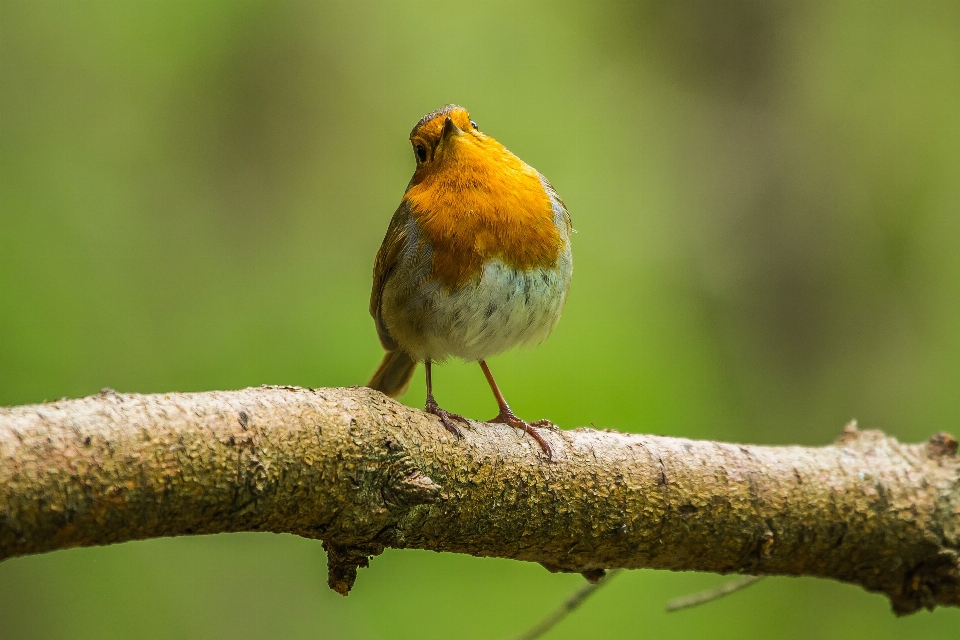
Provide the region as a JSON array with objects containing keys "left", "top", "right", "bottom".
[
  {"left": 488, "top": 409, "right": 554, "bottom": 460},
  {"left": 425, "top": 396, "right": 469, "bottom": 438}
]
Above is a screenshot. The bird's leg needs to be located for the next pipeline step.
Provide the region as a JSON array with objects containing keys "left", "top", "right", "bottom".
[
  {"left": 423, "top": 359, "right": 469, "bottom": 437},
  {"left": 479, "top": 360, "right": 553, "bottom": 460}
]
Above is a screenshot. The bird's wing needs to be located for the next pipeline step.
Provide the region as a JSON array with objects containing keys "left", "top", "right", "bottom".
[
  {"left": 370, "top": 201, "right": 411, "bottom": 351},
  {"left": 539, "top": 174, "right": 573, "bottom": 234}
]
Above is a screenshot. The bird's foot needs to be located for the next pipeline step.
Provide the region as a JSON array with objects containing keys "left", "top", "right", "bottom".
[
  {"left": 425, "top": 395, "right": 469, "bottom": 438},
  {"left": 488, "top": 409, "right": 554, "bottom": 460}
]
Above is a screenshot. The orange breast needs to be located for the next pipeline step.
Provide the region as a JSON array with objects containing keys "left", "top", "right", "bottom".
[{"left": 403, "top": 134, "right": 561, "bottom": 290}]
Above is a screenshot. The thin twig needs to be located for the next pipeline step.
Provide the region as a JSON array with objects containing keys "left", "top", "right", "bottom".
[
  {"left": 513, "top": 569, "right": 624, "bottom": 640},
  {"left": 665, "top": 575, "right": 763, "bottom": 612}
]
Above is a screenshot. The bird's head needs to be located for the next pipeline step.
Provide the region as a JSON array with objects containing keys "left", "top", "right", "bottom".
[{"left": 407, "top": 105, "right": 500, "bottom": 182}]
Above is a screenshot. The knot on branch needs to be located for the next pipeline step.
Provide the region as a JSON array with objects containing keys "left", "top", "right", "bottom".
[
  {"left": 894, "top": 549, "right": 960, "bottom": 615},
  {"left": 927, "top": 432, "right": 959, "bottom": 459},
  {"left": 321, "top": 450, "right": 440, "bottom": 595},
  {"left": 381, "top": 454, "right": 441, "bottom": 510},
  {"left": 322, "top": 540, "right": 385, "bottom": 596}
]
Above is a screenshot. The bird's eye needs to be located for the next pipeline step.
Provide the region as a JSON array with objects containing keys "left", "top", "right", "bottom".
[
  {"left": 470, "top": 121, "right": 478, "bottom": 130},
  {"left": 415, "top": 144, "right": 427, "bottom": 162}
]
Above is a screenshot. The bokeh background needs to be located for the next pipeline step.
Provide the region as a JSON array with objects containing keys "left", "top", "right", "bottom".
[{"left": 2, "top": 1, "right": 959, "bottom": 638}]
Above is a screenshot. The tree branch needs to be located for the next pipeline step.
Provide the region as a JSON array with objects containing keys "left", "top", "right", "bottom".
[{"left": 1, "top": 386, "right": 957, "bottom": 615}]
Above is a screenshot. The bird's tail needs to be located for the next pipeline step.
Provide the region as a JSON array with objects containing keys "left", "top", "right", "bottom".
[{"left": 367, "top": 350, "right": 418, "bottom": 398}]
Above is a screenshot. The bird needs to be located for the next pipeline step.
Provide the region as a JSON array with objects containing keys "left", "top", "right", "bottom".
[{"left": 367, "top": 104, "right": 573, "bottom": 460}]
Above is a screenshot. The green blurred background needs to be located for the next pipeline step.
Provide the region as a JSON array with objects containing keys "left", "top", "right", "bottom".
[{"left": 2, "top": 1, "right": 958, "bottom": 638}]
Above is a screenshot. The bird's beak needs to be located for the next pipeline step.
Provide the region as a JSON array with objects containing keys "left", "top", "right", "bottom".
[{"left": 440, "top": 116, "right": 463, "bottom": 141}]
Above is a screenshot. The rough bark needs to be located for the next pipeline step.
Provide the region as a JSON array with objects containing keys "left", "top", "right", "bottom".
[{"left": 1, "top": 386, "right": 957, "bottom": 615}]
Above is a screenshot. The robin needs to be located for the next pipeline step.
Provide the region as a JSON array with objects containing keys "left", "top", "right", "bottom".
[{"left": 367, "top": 104, "right": 573, "bottom": 460}]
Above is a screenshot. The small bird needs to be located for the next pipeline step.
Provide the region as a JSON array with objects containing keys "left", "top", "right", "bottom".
[{"left": 367, "top": 105, "right": 573, "bottom": 459}]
